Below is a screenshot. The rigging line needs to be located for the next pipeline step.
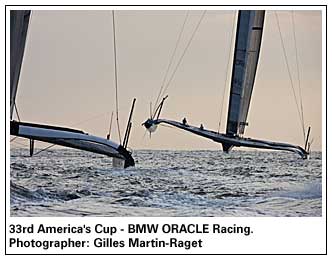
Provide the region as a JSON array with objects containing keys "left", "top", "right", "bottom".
[
  {"left": 112, "top": 10, "right": 122, "bottom": 144},
  {"left": 10, "top": 140, "right": 27, "bottom": 147},
  {"left": 10, "top": 137, "right": 18, "bottom": 142},
  {"left": 217, "top": 11, "right": 237, "bottom": 133},
  {"left": 14, "top": 103, "right": 21, "bottom": 122},
  {"left": 153, "top": 11, "right": 190, "bottom": 112},
  {"left": 160, "top": 10, "right": 207, "bottom": 99},
  {"left": 274, "top": 11, "right": 304, "bottom": 136},
  {"left": 69, "top": 112, "right": 108, "bottom": 128},
  {"left": 34, "top": 144, "right": 56, "bottom": 156},
  {"left": 11, "top": 138, "right": 55, "bottom": 155},
  {"left": 140, "top": 130, "right": 148, "bottom": 143},
  {"left": 107, "top": 111, "right": 114, "bottom": 139},
  {"left": 291, "top": 11, "right": 306, "bottom": 143}
]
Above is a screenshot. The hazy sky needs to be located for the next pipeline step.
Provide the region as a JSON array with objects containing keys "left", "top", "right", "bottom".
[{"left": 13, "top": 9, "right": 322, "bottom": 151}]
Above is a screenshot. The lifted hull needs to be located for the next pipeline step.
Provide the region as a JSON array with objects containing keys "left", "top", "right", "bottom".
[
  {"left": 149, "top": 119, "right": 308, "bottom": 159},
  {"left": 10, "top": 121, "right": 135, "bottom": 168}
]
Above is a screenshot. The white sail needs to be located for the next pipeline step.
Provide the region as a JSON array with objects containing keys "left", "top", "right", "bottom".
[
  {"left": 226, "top": 10, "right": 265, "bottom": 136},
  {"left": 10, "top": 10, "right": 31, "bottom": 119}
]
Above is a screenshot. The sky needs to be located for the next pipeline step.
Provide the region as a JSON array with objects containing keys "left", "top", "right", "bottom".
[{"left": 12, "top": 8, "right": 323, "bottom": 151}]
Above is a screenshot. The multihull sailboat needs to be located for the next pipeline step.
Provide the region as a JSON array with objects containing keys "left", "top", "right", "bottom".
[
  {"left": 10, "top": 10, "right": 135, "bottom": 168},
  {"left": 143, "top": 10, "right": 310, "bottom": 159}
]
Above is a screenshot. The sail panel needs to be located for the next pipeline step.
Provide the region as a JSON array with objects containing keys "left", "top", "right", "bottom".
[
  {"left": 226, "top": 10, "right": 265, "bottom": 135},
  {"left": 10, "top": 10, "right": 31, "bottom": 119}
]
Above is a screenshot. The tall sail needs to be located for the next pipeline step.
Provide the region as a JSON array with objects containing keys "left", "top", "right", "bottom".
[
  {"left": 226, "top": 10, "right": 265, "bottom": 137},
  {"left": 10, "top": 10, "right": 31, "bottom": 119}
]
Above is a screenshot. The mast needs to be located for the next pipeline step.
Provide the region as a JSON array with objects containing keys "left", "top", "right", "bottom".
[
  {"left": 10, "top": 10, "right": 31, "bottom": 120},
  {"left": 225, "top": 11, "right": 265, "bottom": 144}
]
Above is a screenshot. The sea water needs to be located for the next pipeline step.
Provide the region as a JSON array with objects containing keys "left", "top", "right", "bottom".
[{"left": 10, "top": 149, "right": 322, "bottom": 217}]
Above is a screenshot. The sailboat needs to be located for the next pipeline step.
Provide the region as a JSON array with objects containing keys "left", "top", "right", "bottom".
[
  {"left": 143, "top": 10, "right": 311, "bottom": 159},
  {"left": 10, "top": 10, "right": 135, "bottom": 168}
]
